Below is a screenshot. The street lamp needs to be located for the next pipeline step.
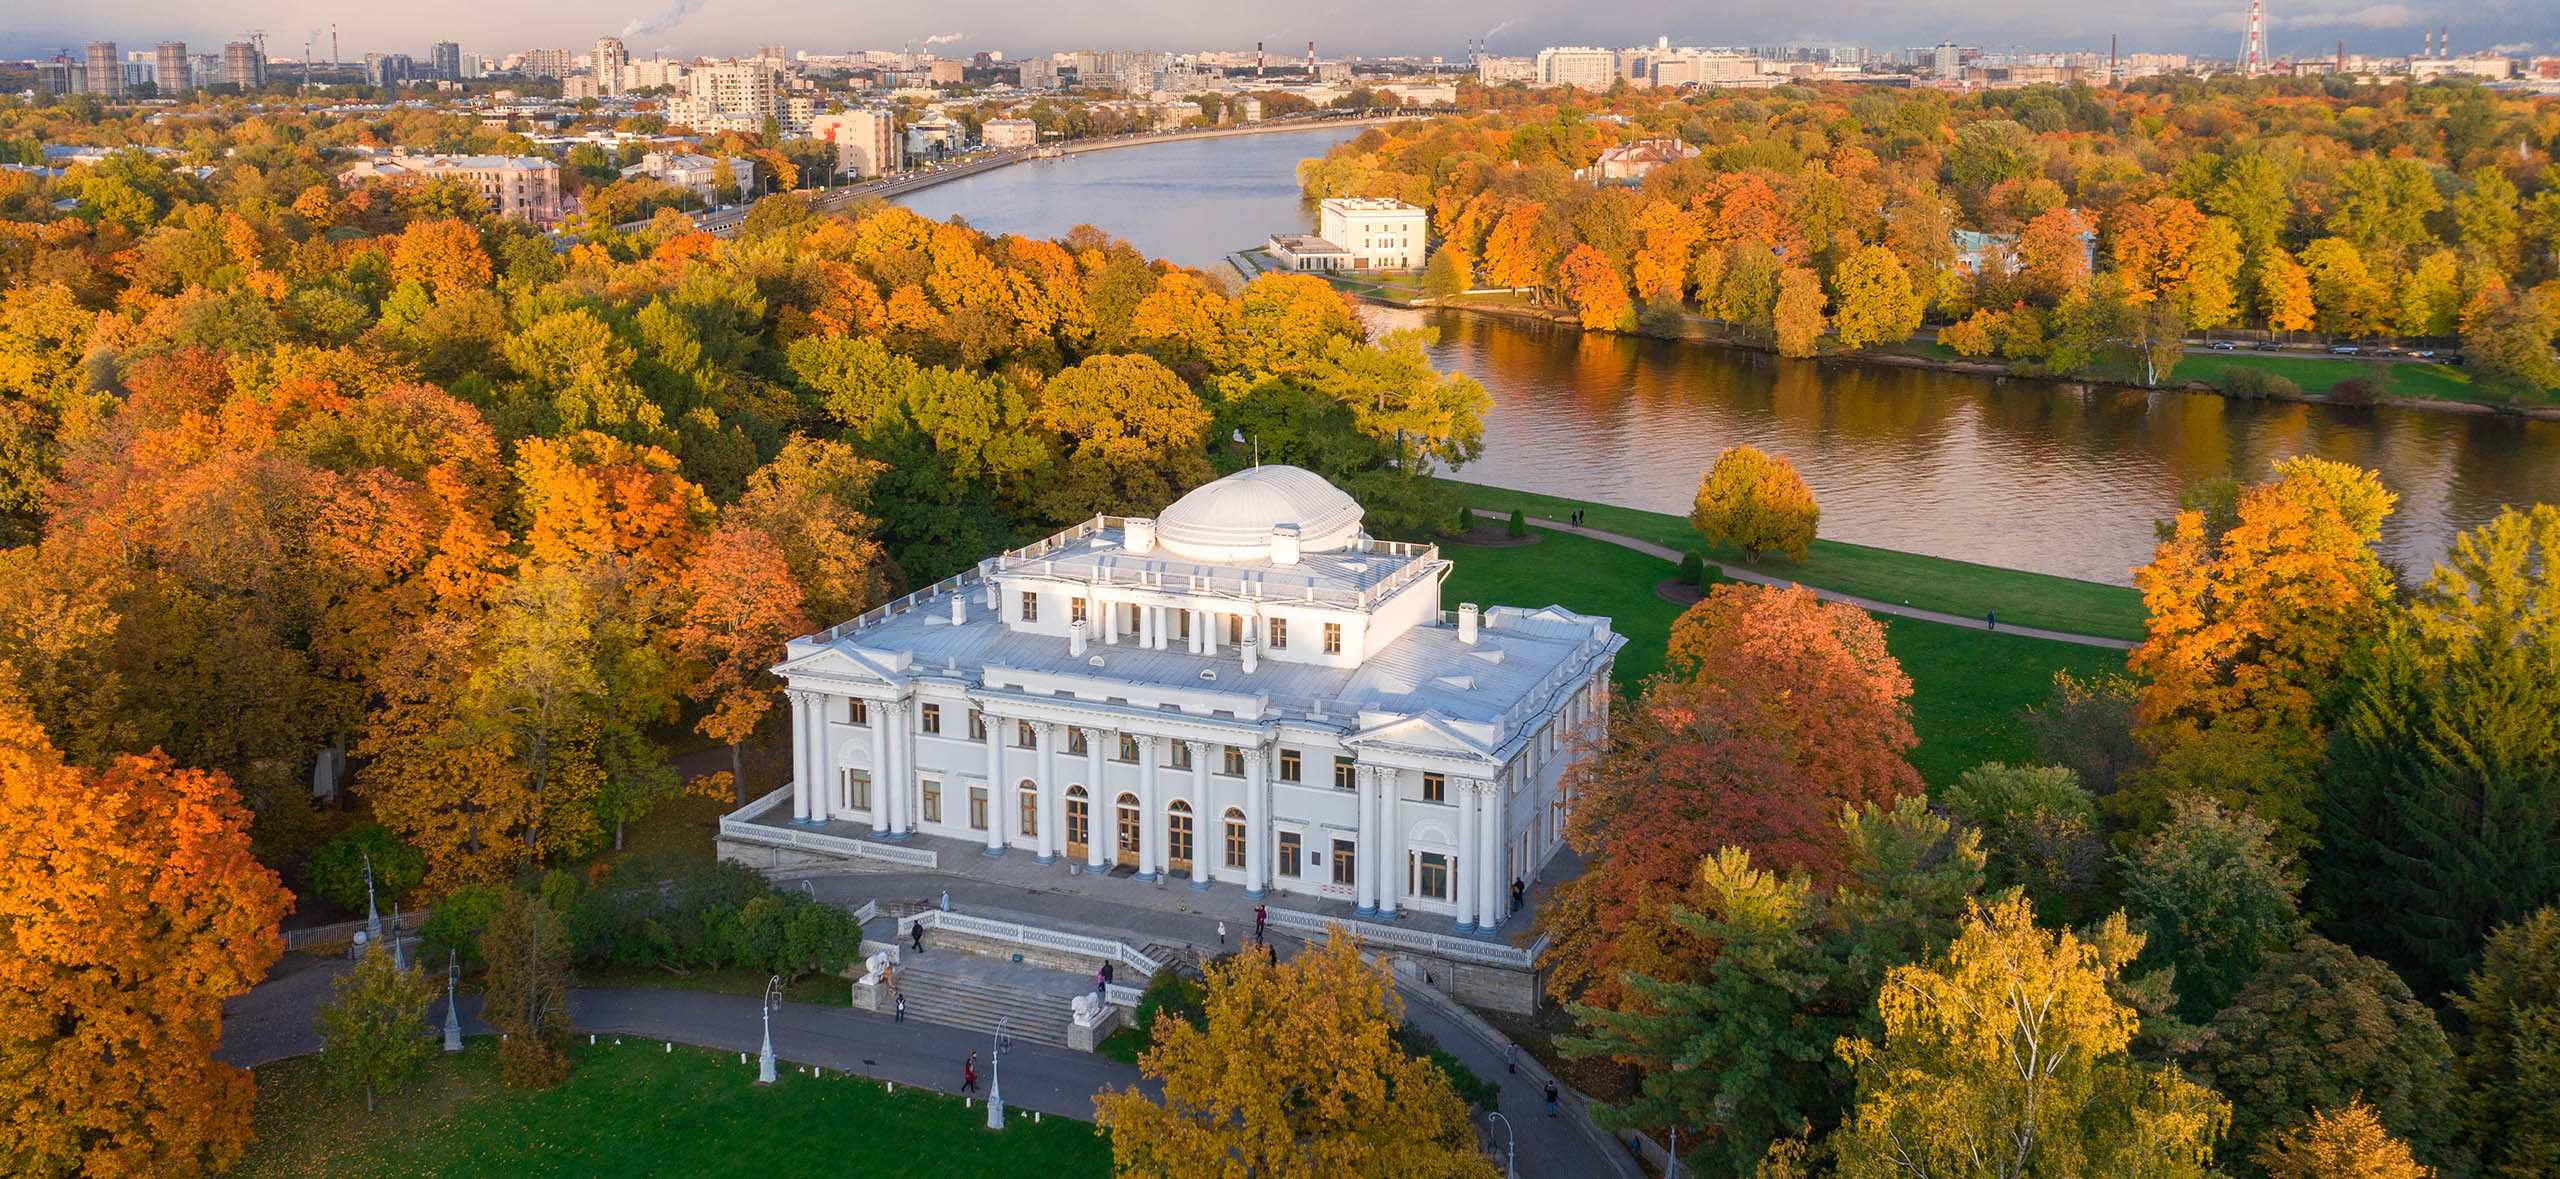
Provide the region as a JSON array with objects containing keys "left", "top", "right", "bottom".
[
  {"left": 442, "top": 950, "right": 463, "bottom": 1052},
  {"left": 987, "top": 1017, "right": 1011, "bottom": 1129},
  {"left": 1486, "top": 1111, "right": 1515, "bottom": 1179},
  {"left": 756, "top": 974, "right": 781, "bottom": 1085},
  {"left": 362, "top": 849, "right": 381, "bottom": 948}
]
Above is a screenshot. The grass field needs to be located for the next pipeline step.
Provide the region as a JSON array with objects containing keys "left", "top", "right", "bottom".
[
  {"left": 1437, "top": 529, "right": 2125, "bottom": 787},
  {"left": 1436, "top": 479, "right": 2149, "bottom": 641},
  {"left": 239, "top": 1040, "right": 1112, "bottom": 1179},
  {"left": 2183, "top": 353, "right": 2538, "bottom": 407}
]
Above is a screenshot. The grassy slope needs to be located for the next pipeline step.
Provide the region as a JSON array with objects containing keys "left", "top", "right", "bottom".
[
  {"left": 2190, "top": 353, "right": 2535, "bottom": 407},
  {"left": 1438, "top": 530, "right": 2125, "bottom": 788},
  {"left": 1436, "top": 478, "right": 2148, "bottom": 641},
  {"left": 239, "top": 1040, "right": 1112, "bottom": 1179}
]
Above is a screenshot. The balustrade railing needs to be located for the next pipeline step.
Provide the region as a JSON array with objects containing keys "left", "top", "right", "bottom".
[
  {"left": 1263, "top": 907, "right": 1545, "bottom": 969},
  {"left": 908, "top": 909, "right": 1162, "bottom": 976},
  {"left": 718, "top": 785, "right": 941, "bottom": 868}
]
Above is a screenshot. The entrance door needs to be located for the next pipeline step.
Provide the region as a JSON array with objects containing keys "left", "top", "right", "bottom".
[
  {"left": 1166, "top": 802, "right": 1194, "bottom": 878},
  {"left": 1065, "top": 787, "right": 1089, "bottom": 859},
  {"left": 1115, "top": 794, "right": 1142, "bottom": 868}
]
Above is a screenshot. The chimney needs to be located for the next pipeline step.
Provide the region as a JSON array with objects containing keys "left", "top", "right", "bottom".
[
  {"left": 1069, "top": 619, "right": 1087, "bottom": 657},
  {"left": 1240, "top": 629, "right": 1258, "bottom": 674},
  {"left": 1270, "top": 524, "right": 1301, "bottom": 566},
  {"left": 950, "top": 594, "right": 966, "bottom": 625},
  {"left": 1458, "top": 603, "right": 1480, "bottom": 644},
  {"left": 1124, "top": 518, "right": 1155, "bottom": 555}
]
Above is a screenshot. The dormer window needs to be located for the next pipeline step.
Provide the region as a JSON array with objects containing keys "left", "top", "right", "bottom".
[
  {"left": 1268, "top": 618, "right": 1288, "bottom": 650},
  {"left": 1020, "top": 591, "right": 1039, "bottom": 622},
  {"left": 1324, "top": 622, "right": 1342, "bottom": 655}
]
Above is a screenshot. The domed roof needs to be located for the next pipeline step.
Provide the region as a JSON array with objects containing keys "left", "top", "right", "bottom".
[{"left": 1153, "top": 466, "right": 1365, "bottom": 563}]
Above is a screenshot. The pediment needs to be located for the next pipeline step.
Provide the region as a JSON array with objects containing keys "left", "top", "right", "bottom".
[
  {"left": 1344, "top": 711, "right": 1499, "bottom": 760},
  {"left": 776, "top": 645, "right": 907, "bottom": 686}
]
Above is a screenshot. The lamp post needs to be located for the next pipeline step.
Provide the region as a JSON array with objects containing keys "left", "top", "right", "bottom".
[
  {"left": 756, "top": 974, "right": 781, "bottom": 1085},
  {"left": 1486, "top": 1111, "right": 1515, "bottom": 1179},
  {"left": 442, "top": 951, "right": 462, "bottom": 1052},
  {"left": 986, "top": 1017, "right": 1010, "bottom": 1129},
  {"left": 362, "top": 849, "right": 381, "bottom": 948}
]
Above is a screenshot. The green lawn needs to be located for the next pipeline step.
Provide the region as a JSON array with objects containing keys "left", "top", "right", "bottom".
[
  {"left": 2191, "top": 353, "right": 2538, "bottom": 407},
  {"left": 1436, "top": 479, "right": 2148, "bottom": 641},
  {"left": 1438, "top": 529, "right": 2123, "bottom": 787},
  {"left": 239, "top": 1039, "right": 1112, "bottom": 1179}
]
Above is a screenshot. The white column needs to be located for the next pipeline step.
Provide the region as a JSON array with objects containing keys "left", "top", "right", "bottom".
[
  {"left": 1378, "top": 767, "right": 1401, "bottom": 919},
  {"left": 1084, "top": 729, "right": 1108, "bottom": 870},
  {"left": 883, "top": 701, "right": 908, "bottom": 837},
  {"left": 788, "top": 690, "right": 812, "bottom": 823},
  {"left": 1243, "top": 743, "right": 1268, "bottom": 898},
  {"left": 807, "top": 693, "right": 831, "bottom": 824},
  {"left": 1101, "top": 594, "right": 1118, "bottom": 645},
  {"left": 1479, "top": 779, "right": 1505, "bottom": 928},
  {"left": 1135, "top": 735, "right": 1160, "bottom": 880},
  {"left": 982, "top": 714, "right": 1005, "bottom": 856},
  {"left": 1354, "top": 763, "right": 1378, "bottom": 913},
  {"left": 1035, "top": 722, "right": 1060, "bottom": 863},
  {"left": 1188, "top": 742, "right": 1211, "bottom": 890},
  {"left": 1206, "top": 612, "right": 1219, "bottom": 654},
  {"left": 1455, "top": 782, "right": 1480, "bottom": 930},
  {"left": 869, "top": 703, "right": 889, "bottom": 832}
]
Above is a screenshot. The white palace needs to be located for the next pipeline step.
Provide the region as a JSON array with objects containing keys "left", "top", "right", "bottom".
[{"left": 760, "top": 466, "right": 1622, "bottom": 934}]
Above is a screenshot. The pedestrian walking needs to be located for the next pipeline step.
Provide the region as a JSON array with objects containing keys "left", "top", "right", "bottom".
[
  {"left": 1094, "top": 966, "right": 1108, "bottom": 1001},
  {"left": 939, "top": 889, "right": 950, "bottom": 912},
  {"left": 895, "top": 992, "right": 905, "bottom": 1022},
  {"left": 1987, "top": 610, "right": 1997, "bottom": 631},
  {"left": 1254, "top": 903, "right": 1267, "bottom": 941},
  {"left": 1511, "top": 878, "right": 1525, "bottom": 913},
  {"left": 1544, "top": 1080, "right": 1559, "bottom": 1117},
  {"left": 1505, "top": 1043, "right": 1518, "bottom": 1074},
  {"left": 1218, "top": 920, "right": 1227, "bottom": 947},
  {"left": 962, "top": 1053, "right": 979, "bottom": 1094},
  {"left": 911, "top": 920, "right": 924, "bottom": 953}
]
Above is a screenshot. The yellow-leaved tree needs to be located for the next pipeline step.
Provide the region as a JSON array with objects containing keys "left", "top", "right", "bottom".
[
  {"left": 1690, "top": 445, "right": 1820, "bottom": 564},
  {"left": 2256, "top": 1102, "right": 2435, "bottom": 1179},
  {"left": 1832, "top": 896, "right": 2230, "bottom": 1179},
  {"left": 1093, "top": 930, "right": 1498, "bottom": 1179}
]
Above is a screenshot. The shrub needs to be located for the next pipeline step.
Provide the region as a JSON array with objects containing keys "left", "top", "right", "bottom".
[
  {"left": 300, "top": 824, "right": 427, "bottom": 913},
  {"left": 565, "top": 853, "right": 859, "bottom": 980},
  {"left": 1134, "top": 969, "right": 1207, "bottom": 1039},
  {"left": 1458, "top": 505, "right": 1476, "bottom": 533},
  {"left": 1678, "top": 550, "right": 1705, "bottom": 585},
  {"left": 417, "top": 883, "right": 508, "bottom": 971},
  {"left": 2329, "top": 376, "right": 2378, "bottom": 405},
  {"left": 2221, "top": 366, "right": 2303, "bottom": 400},
  {"left": 1506, "top": 508, "right": 1526, "bottom": 538},
  {"left": 1393, "top": 1025, "right": 1500, "bottom": 1110}
]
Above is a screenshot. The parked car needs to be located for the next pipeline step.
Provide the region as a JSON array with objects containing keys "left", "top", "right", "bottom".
[
  {"left": 2254, "top": 341, "right": 2283, "bottom": 351},
  {"left": 2210, "top": 341, "right": 2238, "bottom": 351},
  {"left": 2446, "top": 354, "right": 2466, "bottom": 366},
  {"left": 2330, "top": 345, "right": 2361, "bottom": 355},
  {"left": 2409, "top": 349, "right": 2436, "bottom": 358}
]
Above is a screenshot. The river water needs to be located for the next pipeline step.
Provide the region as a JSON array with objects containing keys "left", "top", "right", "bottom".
[{"left": 898, "top": 129, "right": 2560, "bottom": 585}]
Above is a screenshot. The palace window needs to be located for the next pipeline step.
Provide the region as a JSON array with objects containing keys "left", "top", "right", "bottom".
[
  {"left": 1123, "top": 603, "right": 1141, "bottom": 634},
  {"left": 1019, "top": 781, "right": 1038, "bottom": 837},
  {"left": 1334, "top": 756, "right": 1357, "bottom": 792},
  {"left": 1415, "top": 852, "right": 1450, "bottom": 901},
  {"left": 1224, "top": 808, "right": 1246, "bottom": 869},
  {"left": 1068, "top": 729, "right": 1089, "bottom": 757},
  {"left": 920, "top": 703, "right": 941, "bottom": 735},
  {"left": 1423, "top": 772, "right": 1446, "bottom": 804},
  {"left": 921, "top": 778, "right": 942, "bottom": 823},
  {"left": 1169, "top": 742, "right": 1192, "bottom": 771},
  {"left": 1177, "top": 610, "right": 1192, "bottom": 642},
  {"left": 967, "top": 710, "right": 986, "bottom": 741},
  {"left": 968, "top": 785, "right": 988, "bottom": 831},
  {"left": 846, "top": 698, "right": 868, "bottom": 726},
  {"left": 1071, "top": 596, "right": 1088, "bottom": 623},
  {"left": 1017, "top": 721, "right": 1037, "bottom": 748},
  {"left": 842, "top": 768, "right": 871, "bottom": 812},
  {"left": 1118, "top": 735, "right": 1140, "bottom": 762},
  {"left": 1279, "top": 831, "right": 1302, "bottom": 876},
  {"left": 1020, "top": 591, "right": 1039, "bottom": 622},
  {"left": 1268, "top": 618, "right": 1288, "bottom": 650},
  {"left": 1222, "top": 746, "right": 1245, "bottom": 776},
  {"left": 1323, "top": 622, "right": 1342, "bottom": 654},
  {"left": 1331, "top": 838, "right": 1357, "bottom": 886},
  {"left": 1227, "top": 614, "right": 1244, "bottom": 644},
  {"left": 1279, "top": 749, "right": 1302, "bottom": 782}
]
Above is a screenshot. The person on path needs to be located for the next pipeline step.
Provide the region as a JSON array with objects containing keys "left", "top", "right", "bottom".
[
  {"left": 1254, "top": 903, "right": 1267, "bottom": 940},
  {"left": 962, "top": 1053, "right": 978, "bottom": 1094},
  {"left": 1544, "top": 1080, "right": 1559, "bottom": 1117},
  {"left": 939, "top": 889, "right": 950, "bottom": 912},
  {"left": 1094, "top": 965, "right": 1108, "bottom": 1001},
  {"left": 1987, "top": 610, "right": 1996, "bottom": 631},
  {"left": 1505, "top": 1043, "right": 1518, "bottom": 1074},
  {"left": 1511, "top": 878, "right": 1525, "bottom": 913},
  {"left": 895, "top": 992, "right": 905, "bottom": 1022},
  {"left": 1218, "top": 920, "right": 1227, "bottom": 947},
  {"left": 911, "top": 921, "right": 925, "bottom": 953}
]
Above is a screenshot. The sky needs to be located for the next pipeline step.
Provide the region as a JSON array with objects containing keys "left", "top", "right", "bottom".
[{"left": 4, "top": 0, "right": 2552, "bottom": 64}]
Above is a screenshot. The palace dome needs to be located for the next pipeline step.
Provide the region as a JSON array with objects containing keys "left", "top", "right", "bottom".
[{"left": 1152, "top": 466, "right": 1365, "bottom": 563}]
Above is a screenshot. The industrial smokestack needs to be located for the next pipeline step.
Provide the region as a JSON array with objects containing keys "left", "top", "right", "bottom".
[
  {"left": 1256, "top": 40, "right": 1263, "bottom": 76},
  {"left": 1307, "top": 40, "right": 1315, "bottom": 75}
]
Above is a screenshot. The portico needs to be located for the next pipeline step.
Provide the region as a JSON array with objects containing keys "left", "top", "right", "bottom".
[{"left": 755, "top": 465, "right": 1623, "bottom": 934}]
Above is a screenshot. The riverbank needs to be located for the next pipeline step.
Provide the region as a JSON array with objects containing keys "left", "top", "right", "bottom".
[{"left": 1431, "top": 478, "right": 2150, "bottom": 641}]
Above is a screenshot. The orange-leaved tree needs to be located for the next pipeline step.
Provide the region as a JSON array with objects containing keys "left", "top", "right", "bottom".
[
  {"left": 673, "top": 523, "right": 809, "bottom": 802},
  {"left": 1690, "top": 444, "right": 1820, "bottom": 564},
  {"left": 1557, "top": 243, "right": 1636, "bottom": 333},
  {"left": 0, "top": 693, "right": 291, "bottom": 1177},
  {"left": 1093, "top": 929, "right": 1497, "bottom": 1178},
  {"left": 1665, "top": 583, "right": 1922, "bottom": 811},
  {"left": 1772, "top": 266, "right": 1828, "bottom": 358},
  {"left": 2131, "top": 456, "right": 2396, "bottom": 766}
]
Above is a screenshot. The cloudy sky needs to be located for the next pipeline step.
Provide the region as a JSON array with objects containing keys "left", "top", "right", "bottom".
[{"left": 5, "top": 0, "right": 2550, "bottom": 63}]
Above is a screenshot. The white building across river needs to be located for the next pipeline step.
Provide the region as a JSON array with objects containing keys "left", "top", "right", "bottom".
[{"left": 764, "top": 466, "right": 1622, "bottom": 933}]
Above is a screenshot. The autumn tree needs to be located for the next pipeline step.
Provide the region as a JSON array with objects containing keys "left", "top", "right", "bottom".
[
  {"left": 388, "top": 217, "right": 493, "bottom": 299},
  {"left": 1092, "top": 930, "right": 1497, "bottom": 1178},
  {"left": 1420, "top": 244, "right": 1471, "bottom": 299},
  {"left": 1938, "top": 762, "right": 2105, "bottom": 924},
  {"left": 315, "top": 945, "right": 438, "bottom": 1112},
  {"left": 1832, "top": 897, "right": 2229, "bottom": 1179},
  {"left": 2451, "top": 909, "right": 2560, "bottom": 1179},
  {"left": 1557, "top": 243, "right": 1635, "bottom": 333},
  {"left": 1772, "top": 266, "right": 1828, "bottom": 358},
  {"left": 1303, "top": 329, "right": 1491, "bottom": 474},
  {"left": 2130, "top": 457, "right": 2396, "bottom": 767},
  {"left": 1829, "top": 245, "right": 1923, "bottom": 347},
  {"left": 673, "top": 524, "right": 809, "bottom": 800},
  {"left": 727, "top": 436, "right": 896, "bottom": 627},
  {"left": 2256, "top": 1102, "right": 2435, "bottom": 1179},
  {"left": 1690, "top": 445, "right": 1820, "bottom": 563},
  {"left": 2117, "top": 795, "right": 2305, "bottom": 1023},
  {"left": 480, "top": 888, "right": 575, "bottom": 1089},
  {"left": 1028, "top": 352, "right": 1213, "bottom": 520},
  {"left": 0, "top": 697, "right": 291, "bottom": 1177},
  {"left": 1665, "top": 583, "right": 1921, "bottom": 810}
]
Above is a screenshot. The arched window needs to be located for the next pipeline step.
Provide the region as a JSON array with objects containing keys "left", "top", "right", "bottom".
[
  {"left": 1223, "top": 806, "right": 1246, "bottom": 870},
  {"left": 1166, "top": 800, "right": 1194, "bottom": 875},
  {"left": 1018, "top": 779, "right": 1038, "bottom": 838}
]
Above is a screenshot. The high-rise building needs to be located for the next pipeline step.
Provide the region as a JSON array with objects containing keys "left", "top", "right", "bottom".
[
  {"left": 1933, "top": 42, "right": 1962, "bottom": 80},
  {"left": 521, "top": 48, "right": 575, "bottom": 80},
  {"left": 365, "top": 53, "right": 415, "bottom": 88},
  {"left": 665, "top": 59, "right": 796, "bottom": 134},
  {"left": 431, "top": 41, "right": 461, "bottom": 81},
  {"left": 807, "top": 108, "right": 903, "bottom": 178},
  {"left": 223, "top": 41, "right": 266, "bottom": 90},
  {"left": 155, "top": 41, "right": 190, "bottom": 92},
  {"left": 84, "top": 41, "right": 123, "bottom": 97},
  {"left": 755, "top": 45, "right": 786, "bottom": 63},
  {"left": 1534, "top": 46, "right": 1619, "bottom": 91},
  {"left": 593, "top": 37, "right": 628, "bottom": 96}
]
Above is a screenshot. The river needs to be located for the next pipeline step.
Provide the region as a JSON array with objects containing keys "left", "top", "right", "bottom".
[{"left": 898, "top": 129, "right": 2560, "bottom": 585}]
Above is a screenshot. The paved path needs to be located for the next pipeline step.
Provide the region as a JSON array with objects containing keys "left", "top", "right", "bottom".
[{"left": 1475, "top": 508, "right": 2138, "bottom": 651}]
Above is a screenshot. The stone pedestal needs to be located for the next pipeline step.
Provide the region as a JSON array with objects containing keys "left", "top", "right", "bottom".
[{"left": 1066, "top": 993, "right": 1121, "bottom": 1053}]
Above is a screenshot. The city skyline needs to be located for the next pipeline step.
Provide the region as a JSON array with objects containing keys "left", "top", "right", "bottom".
[{"left": 3, "top": 0, "right": 2551, "bottom": 66}]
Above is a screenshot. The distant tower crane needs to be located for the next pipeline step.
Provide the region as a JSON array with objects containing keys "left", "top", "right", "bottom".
[{"left": 2242, "top": 0, "right": 2267, "bottom": 75}]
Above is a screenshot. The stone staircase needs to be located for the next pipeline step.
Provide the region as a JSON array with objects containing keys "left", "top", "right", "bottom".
[{"left": 888, "top": 957, "right": 1080, "bottom": 1048}]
